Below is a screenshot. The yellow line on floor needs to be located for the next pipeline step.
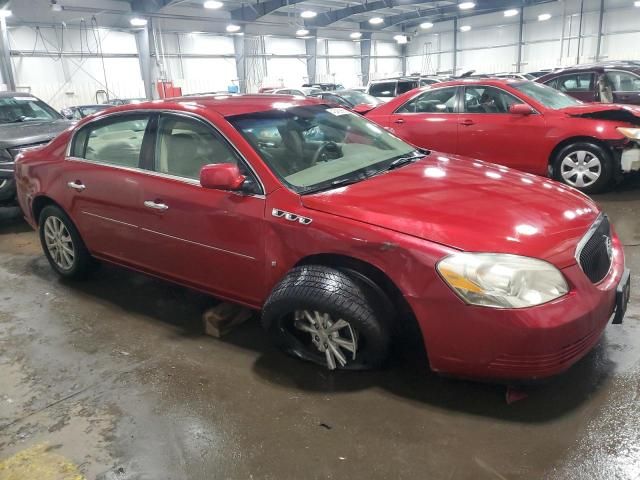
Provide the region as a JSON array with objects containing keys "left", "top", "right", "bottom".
[{"left": 0, "top": 443, "right": 84, "bottom": 480}]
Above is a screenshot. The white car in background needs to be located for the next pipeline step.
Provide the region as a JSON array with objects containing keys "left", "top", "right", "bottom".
[{"left": 271, "top": 87, "right": 323, "bottom": 96}]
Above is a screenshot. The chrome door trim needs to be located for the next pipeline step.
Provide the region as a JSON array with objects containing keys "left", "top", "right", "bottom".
[
  {"left": 65, "top": 107, "right": 266, "bottom": 196},
  {"left": 81, "top": 211, "right": 138, "bottom": 229},
  {"left": 140, "top": 227, "right": 257, "bottom": 260}
]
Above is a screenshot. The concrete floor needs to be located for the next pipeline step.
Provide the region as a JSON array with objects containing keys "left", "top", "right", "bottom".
[{"left": 1, "top": 179, "right": 639, "bottom": 480}]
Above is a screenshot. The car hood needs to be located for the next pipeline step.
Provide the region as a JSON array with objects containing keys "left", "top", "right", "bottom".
[
  {"left": 301, "top": 154, "right": 599, "bottom": 267},
  {"left": 0, "top": 119, "right": 73, "bottom": 149},
  {"left": 558, "top": 103, "right": 640, "bottom": 124}
]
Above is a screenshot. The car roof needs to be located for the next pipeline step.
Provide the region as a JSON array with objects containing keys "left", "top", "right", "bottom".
[
  {"left": 0, "top": 91, "right": 41, "bottom": 98},
  {"left": 110, "top": 94, "right": 324, "bottom": 117},
  {"left": 420, "top": 78, "right": 526, "bottom": 88}
]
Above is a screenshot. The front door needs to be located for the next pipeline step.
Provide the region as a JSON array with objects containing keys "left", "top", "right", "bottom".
[
  {"left": 387, "top": 86, "right": 460, "bottom": 154},
  {"left": 135, "top": 113, "right": 267, "bottom": 304},
  {"left": 456, "top": 86, "right": 548, "bottom": 174}
]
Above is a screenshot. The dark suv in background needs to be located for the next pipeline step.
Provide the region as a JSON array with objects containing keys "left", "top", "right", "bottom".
[
  {"left": 367, "top": 76, "right": 444, "bottom": 102},
  {"left": 0, "top": 92, "right": 71, "bottom": 204},
  {"left": 537, "top": 61, "right": 640, "bottom": 105}
]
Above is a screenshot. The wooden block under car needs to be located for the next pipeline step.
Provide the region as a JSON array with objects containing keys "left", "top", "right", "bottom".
[{"left": 203, "top": 302, "right": 253, "bottom": 338}]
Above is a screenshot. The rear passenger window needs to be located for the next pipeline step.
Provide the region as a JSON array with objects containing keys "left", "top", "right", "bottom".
[
  {"left": 368, "top": 82, "right": 396, "bottom": 98},
  {"left": 71, "top": 115, "right": 149, "bottom": 168},
  {"left": 396, "top": 87, "right": 458, "bottom": 113},
  {"left": 155, "top": 115, "right": 239, "bottom": 180},
  {"left": 555, "top": 73, "right": 594, "bottom": 92}
]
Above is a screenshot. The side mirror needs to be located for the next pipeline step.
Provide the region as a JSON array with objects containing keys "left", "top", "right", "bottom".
[
  {"left": 200, "top": 163, "right": 246, "bottom": 191},
  {"left": 352, "top": 103, "right": 376, "bottom": 115},
  {"left": 509, "top": 103, "right": 534, "bottom": 115}
]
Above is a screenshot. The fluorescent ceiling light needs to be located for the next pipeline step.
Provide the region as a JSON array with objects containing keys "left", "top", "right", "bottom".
[
  {"left": 204, "top": 0, "right": 223, "bottom": 8},
  {"left": 0, "top": 9, "right": 11, "bottom": 18},
  {"left": 130, "top": 17, "right": 147, "bottom": 26},
  {"left": 226, "top": 24, "right": 241, "bottom": 32},
  {"left": 458, "top": 2, "right": 475, "bottom": 10},
  {"left": 350, "top": 32, "right": 362, "bottom": 39},
  {"left": 460, "top": 25, "right": 471, "bottom": 32},
  {"left": 420, "top": 22, "right": 434, "bottom": 29},
  {"left": 393, "top": 34, "right": 408, "bottom": 44},
  {"left": 504, "top": 9, "right": 519, "bottom": 17},
  {"left": 300, "top": 10, "right": 317, "bottom": 18},
  {"left": 296, "top": 28, "right": 309, "bottom": 36},
  {"left": 538, "top": 13, "right": 551, "bottom": 21},
  {"left": 369, "top": 16, "right": 384, "bottom": 25},
  {"left": 634, "top": 1, "right": 640, "bottom": 6}
]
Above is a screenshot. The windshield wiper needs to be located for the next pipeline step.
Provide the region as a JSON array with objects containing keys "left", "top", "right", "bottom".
[
  {"left": 387, "top": 152, "right": 427, "bottom": 171},
  {"left": 301, "top": 176, "right": 366, "bottom": 195}
]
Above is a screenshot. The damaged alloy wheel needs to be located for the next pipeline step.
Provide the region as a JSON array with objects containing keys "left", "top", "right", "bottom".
[{"left": 262, "top": 265, "right": 390, "bottom": 370}]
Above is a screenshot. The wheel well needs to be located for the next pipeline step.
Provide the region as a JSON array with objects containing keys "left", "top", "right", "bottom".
[
  {"left": 31, "top": 196, "right": 60, "bottom": 226},
  {"left": 294, "top": 254, "right": 425, "bottom": 351},
  {"left": 549, "top": 136, "right": 612, "bottom": 167}
]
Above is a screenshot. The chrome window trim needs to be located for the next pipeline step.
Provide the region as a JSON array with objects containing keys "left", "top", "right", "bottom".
[{"left": 65, "top": 108, "right": 266, "bottom": 196}]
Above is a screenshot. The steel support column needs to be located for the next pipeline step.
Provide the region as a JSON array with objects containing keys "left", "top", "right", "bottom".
[
  {"left": 0, "top": 17, "right": 15, "bottom": 90},
  {"left": 595, "top": 0, "right": 605, "bottom": 61},
  {"left": 233, "top": 35, "right": 247, "bottom": 93},
  {"left": 135, "top": 25, "right": 154, "bottom": 100},
  {"left": 452, "top": 18, "right": 457, "bottom": 76},
  {"left": 360, "top": 31, "right": 372, "bottom": 87},
  {"left": 576, "top": 0, "right": 584, "bottom": 64},
  {"left": 516, "top": 8, "right": 524, "bottom": 72},
  {"left": 305, "top": 33, "right": 317, "bottom": 84}
]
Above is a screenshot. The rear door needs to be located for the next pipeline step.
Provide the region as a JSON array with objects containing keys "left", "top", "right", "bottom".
[
  {"left": 605, "top": 70, "right": 640, "bottom": 105},
  {"left": 387, "top": 86, "right": 460, "bottom": 154},
  {"left": 456, "top": 85, "right": 548, "bottom": 174},
  {"left": 63, "top": 113, "right": 153, "bottom": 264},
  {"left": 134, "top": 112, "right": 267, "bottom": 304}
]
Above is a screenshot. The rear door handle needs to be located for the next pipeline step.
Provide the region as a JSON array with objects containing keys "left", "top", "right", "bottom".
[
  {"left": 460, "top": 119, "right": 475, "bottom": 126},
  {"left": 144, "top": 200, "right": 169, "bottom": 211},
  {"left": 67, "top": 181, "right": 86, "bottom": 191},
  {"left": 394, "top": 118, "right": 405, "bottom": 125}
]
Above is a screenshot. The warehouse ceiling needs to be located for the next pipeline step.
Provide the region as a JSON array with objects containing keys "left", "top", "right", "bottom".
[{"left": 5, "top": 0, "right": 556, "bottom": 37}]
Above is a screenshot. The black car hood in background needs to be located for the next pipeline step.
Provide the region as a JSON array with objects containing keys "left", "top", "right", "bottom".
[{"left": 0, "top": 119, "right": 72, "bottom": 149}]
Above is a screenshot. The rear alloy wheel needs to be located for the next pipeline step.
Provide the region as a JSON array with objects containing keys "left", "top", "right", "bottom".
[
  {"left": 262, "top": 265, "right": 390, "bottom": 370},
  {"left": 553, "top": 142, "right": 613, "bottom": 194},
  {"left": 39, "top": 205, "right": 93, "bottom": 279}
]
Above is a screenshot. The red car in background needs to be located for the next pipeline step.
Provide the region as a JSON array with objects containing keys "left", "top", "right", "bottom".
[
  {"left": 15, "top": 95, "right": 629, "bottom": 381},
  {"left": 365, "top": 79, "right": 640, "bottom": 193}
]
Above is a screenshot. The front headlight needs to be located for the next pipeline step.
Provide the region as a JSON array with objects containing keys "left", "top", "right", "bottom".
[
  {"left": 437, "top": 253, "right": 568, "bottom": 308},
  {"left": 617, "top": 127, "right": 640, "bottom": 141}
]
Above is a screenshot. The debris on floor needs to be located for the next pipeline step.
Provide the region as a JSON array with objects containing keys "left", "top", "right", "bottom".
[{"left": 202, "top": 302, "right": 252, "bottom": 338}]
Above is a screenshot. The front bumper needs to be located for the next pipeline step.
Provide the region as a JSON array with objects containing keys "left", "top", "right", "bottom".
[{"left": 412, "top": 236, "right": 626, "bottom": 381}]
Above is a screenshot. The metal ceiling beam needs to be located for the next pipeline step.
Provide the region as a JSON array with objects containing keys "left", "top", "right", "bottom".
[
  {"left": 130, "top": 0, "right": 175, "bottom": 13},
  {"left": 230, "top": 0, "right": 306, "bottom": 22},
  {"left": 305, "top": 0, "right": 441, "bottom": 28}
]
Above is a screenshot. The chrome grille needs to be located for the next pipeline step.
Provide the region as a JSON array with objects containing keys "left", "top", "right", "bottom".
[{"left": 576, "top": 214, "right": 612, "bottom": 284}]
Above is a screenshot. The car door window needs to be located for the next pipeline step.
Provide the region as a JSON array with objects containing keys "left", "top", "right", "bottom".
[
  {"left": 71, "top": 115, "right": 149, "bottom": 168},
  {"left": 155, "top": 115, "right": 240, "bottom": 180},
  {"left": 369, "top": 82, "right": 396, "bottom": 98},
  {"left": 464, "top": 86, "right": 520, "bottom": 113},
  {"left": 556, "top": 73, "right": 594, "bottom": 92},
  {"left": 604, "top": 71, "right": 640, "bottom": 92},
  {"left": 396, "top": 81, "right": 418, "bottom": 95},
  {"left": 396, "top": 87, "right": 458, "bottom": 113}
]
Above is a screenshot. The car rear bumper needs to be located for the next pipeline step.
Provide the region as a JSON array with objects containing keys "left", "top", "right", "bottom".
[{"left": 412, "top": 235, "right": 625, "bottom": 381}]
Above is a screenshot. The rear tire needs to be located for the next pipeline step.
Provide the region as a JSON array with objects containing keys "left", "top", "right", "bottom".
[
  {"left": 552, "top": 141, "right": 613, "bottom": 194},
  {"left": 38, "top": 205, "right": 93, "bottom": 279},
  {"left": 262, "top": 265, "right": 390, "bottom": 370}
]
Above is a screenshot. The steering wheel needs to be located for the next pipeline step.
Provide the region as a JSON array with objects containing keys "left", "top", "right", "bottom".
[{"left": 311, "top": 141, "right": 341, "bottom": 165}]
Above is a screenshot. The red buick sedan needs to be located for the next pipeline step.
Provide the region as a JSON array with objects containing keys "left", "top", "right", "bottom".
[
  {"left": 365, "top": 79, "right": 640, "bottom": 193},
  {"left": 14, "top": 95, "right": 630, "bottom": 381}
]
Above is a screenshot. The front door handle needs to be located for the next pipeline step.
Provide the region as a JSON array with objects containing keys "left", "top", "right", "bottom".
[
  {"left": 460, "top": 119, "right": 475, "bottom": 126},
  {"left": 144, "top": 200, "right": 169, "bottom": 211},
  {"left": 67, "top": 181, "right": 86, "bottom": 191},
  {"left": 394, "top": 118, "right": 405, "bottom": 125}
]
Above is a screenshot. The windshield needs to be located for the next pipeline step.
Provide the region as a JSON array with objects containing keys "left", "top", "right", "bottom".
[
  {"left": 228, "top": 104, "right": 418, "bottom": 194},
  {"left": 511, "top": 81, "right": 582, "bottom": 109},
  {"left": 0, "top": 96, "right": 61, "bottom": 123},
  {"left": 337, "top": 90, "right": 381, "bottom": 106}
]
